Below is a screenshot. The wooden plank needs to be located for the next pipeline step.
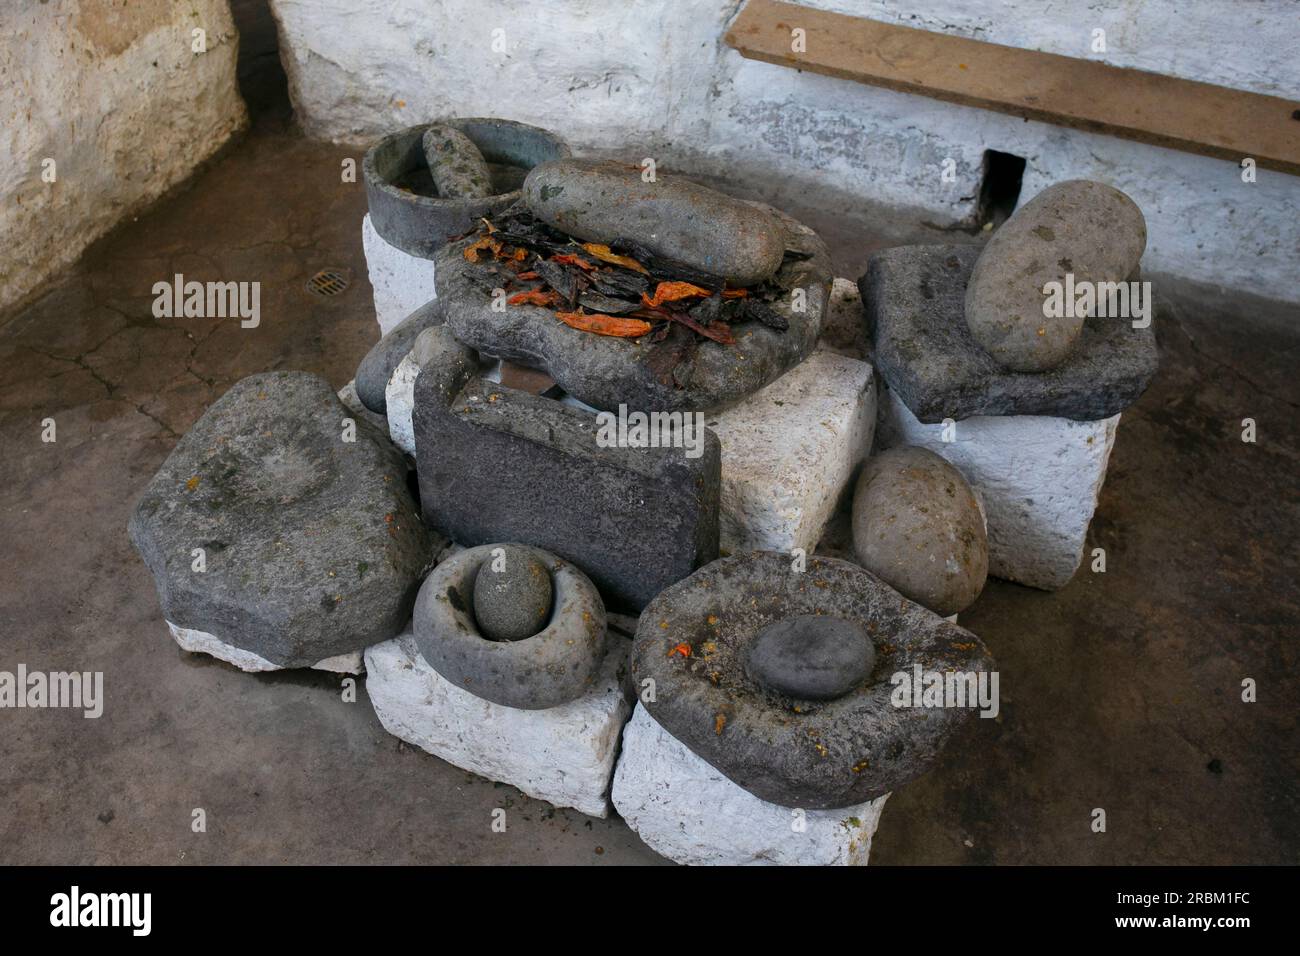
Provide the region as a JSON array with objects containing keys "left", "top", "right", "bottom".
[{"left": 725, "top": 0, "right": 1300, "bottom": 175}]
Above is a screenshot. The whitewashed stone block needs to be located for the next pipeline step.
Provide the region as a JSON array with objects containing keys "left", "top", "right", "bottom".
[
  {"left": 364, "top": 631, "right": 631, "bottom": 818},
  {"left": 166, "top": 621, "right": 364, "bottom": 674},
  {"left": 612, "top": 705, "right": 889, "bottom": 865},
  {"left": 385, "top": 350, "right": 422, "bottom": 456},
  {"left": 362, "top": 213, "right": 438, "bottom": 336},
  {"left": 817, "top": 277, "right": 869, "bottom": 360},
  {"left": 877, "top": 386, "right": 1119, "bottom": 591},
  {"left": 709, "top": 350, "right": 875, "bottom": 556}
]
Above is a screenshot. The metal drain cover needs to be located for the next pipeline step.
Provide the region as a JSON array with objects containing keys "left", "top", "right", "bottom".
[{"left": 306, "top": 268, "right": 351, "bottom": 298}]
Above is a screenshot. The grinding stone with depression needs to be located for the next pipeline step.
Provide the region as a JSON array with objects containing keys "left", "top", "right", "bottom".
[{"left": 129, "top": 371, "right": 435, "bottom": 667}]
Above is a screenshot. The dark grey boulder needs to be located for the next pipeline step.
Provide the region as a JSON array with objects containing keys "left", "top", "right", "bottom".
[
  {"left": 422, "top": 125, "right": 493, "bottom": 200},
  {"left": 746, "top": 615, "right": 875, "bottom": 701},
  {"left": 436, "top": 203, "right": 830, "bottom": 413},
  {"left": 852, "top": 446, "right": 988, "bottom": 617},
  {"left": 861, "top": 244, "right": 1158, "bottom": 422},
  {"left": 364, "top": 118, "right": 570, "bottom": 259},
  {"left": 473, "top": 544, "right": 554, "bottom": 642},
  {"left": 631, "top": 552, "right": 994, "bottom": 808},
  {"left": 355, "top": 298, "right": 446, "bottom": 414},
  {"left": 412, "top": 326, "right": 720, "bottom": 612},
  {"left": 964, "top": 180, "right": 1147, "bottom": 372},
  {"left": 523, "top": 158, "right": 785, "bottom": 286},
  {"left": 414, "top": 544, "right": 606, "bottom": 709},
  {"left": 129, "top": 372, "right": 436, "bottom": 668}
]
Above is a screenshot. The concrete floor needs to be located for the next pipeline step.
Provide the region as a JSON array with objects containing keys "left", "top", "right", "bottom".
[{"left": 1, "top": 21, "right": 1297, "bottom": 864}]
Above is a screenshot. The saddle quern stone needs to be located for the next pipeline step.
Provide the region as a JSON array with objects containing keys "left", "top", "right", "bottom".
[
  {"left": 437, "top": 201, "right": 831, "bottom": 413},
  {"left": 128, "top": 371, "right": 435, "bottom": 668},
  {"left": 413, "top": 544, "right": 606, "bottom": 709},
  {"left": 863, "top": 244, "right": 1158, "bottom": 422},
  {"left": 413, "top": 326, "right": 721, "bottom": 612},
  {"left": 631, "top": 551, "right": 994, "bottom": 809}
]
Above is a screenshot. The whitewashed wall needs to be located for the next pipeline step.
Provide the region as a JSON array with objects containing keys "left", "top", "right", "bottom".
[
  {"left": 268, "top": 0, "right": 1300, "bottom": 302},
  {"left": 0, "top": 0, "right": 247, "bottom": 316}
]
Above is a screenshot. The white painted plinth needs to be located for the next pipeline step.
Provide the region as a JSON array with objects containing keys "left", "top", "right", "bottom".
[
  {"left": 877, "top": 386, "right": 1119, "bottom": 591},
  {"left": 817, "top": 277, "right": 869, "bottom": 361},
  {"left": 612, "top": 705, "right": 889, "bottom": 866},
  {"left": 362, "top": 213, "right": 439, "bottom": 336},
  {"left": 166, "top": 621, "right": 364, "bottom": 674},
  {"left": 710, "top": 350, "right": 876, "bottom": 556},
  {"left": 364, "top": 631, "right": 631, "bottom": 818}
]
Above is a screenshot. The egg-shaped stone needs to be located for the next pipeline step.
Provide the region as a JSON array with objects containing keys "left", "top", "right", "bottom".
[
  {"left": 472, "top": 544, "right": 554, "bottom": 642},
  {"left": 964, "top": 180, "right": 1146, "bottom": 372},
  {"left": 851, "top": 446, "right": 988, "bottom": 616}
]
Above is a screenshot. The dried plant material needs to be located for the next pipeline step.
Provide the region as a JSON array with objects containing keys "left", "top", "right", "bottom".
[
  {"left": 551, "top": 252, "right": 596, "bottom": 271},
  {"left": 555, "top": 310, "right": 653, "bottom": 338},
  {"left": 668, "top": 642, "right": 691, "bottom": 658},
  {"left": 581, "top": 242, "right": 650, "bottom": 275},
  {"left": 643, "top": 281, "right": 713, "bottom": 308},
  {"left": 508, "top": 289, "right": 561, "bottom": 307},
  {"left": 463, "top": 235, "right": 500, "bottom": 262}
]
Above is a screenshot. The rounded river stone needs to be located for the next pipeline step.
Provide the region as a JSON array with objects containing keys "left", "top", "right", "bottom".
[
  {"left": 522, "top": 158, "right": 785, "bottom": 286},
  {"left": 631, "top": 552, "right": 994, "bottom": 809},
  {"left": 964, "top": 180, "right": 1146, "bottom": 372},
  {"left": 473, "top": 545, "right": 554, "bottom": 641},
  {"left": 852, "top": 446, "right": 988, "bottom": 617},
  {"left": 746, "top": 615, "right": 875, "bottom": 700},
  {"left": 422, "top": 124, "right": 494, "bottom": 200},
  {"left": 414, "top": 544, "right": 606, "bottom": 709}
]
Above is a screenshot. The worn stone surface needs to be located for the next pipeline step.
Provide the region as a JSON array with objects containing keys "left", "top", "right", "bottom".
[
  {"left": 6, "top": 73, "right": 1296, "bottom": 865},
  {"left": 965, "top": 180, "right": 1147, "bottom": 372},
  {"left": 631, "top": 552, "right": 994, "bottom": 808},
  {"left": 413, "top": 326, "right": 721, "bottom": 612},
  {"left": 746, "top": 615, "right": 875, "bottom": 701},
  {"left": 877, "top": 387, "right": 1118, "bottom": 591},
  {"left": 366, "top": 630, "right": 629, "bottom": 818},
  {"left": 362, "top": 213, "right": 439, "bottom": 336},
  {"left": 852, "top": 446, "right": 989, "bottom": 617},
  {"left": 709, "top": 349, "right": 875, "bottom": 555},
  {"left": 129, "top": 372, "right": 435, "bottom": 667},
  {"left": 818, "top": 277, "right": 870, "bottom": 361},
  {"left": 1, "top": 0, "right": 247, "bottom": 316},
  {"left": 472, "top": 545, "right": 555, "bottom": 642},
  {"left": 613, "top": 705, "right": 890, "bottom": 865},
  {"left": 863, "top": 244, "right": 1158, "bottom": 422},
  {"left": 523, "top": 158, "right": 785, "bottom": 286},
  {"left": 167, "top": 621, "right": 363, "bottom": 675},
  {"left": 364, "top": 119, "right": 570, "bottom": 259},
  {"left": 414, "top": 544, "right": 605, "bottom": 709},
  {"left": 437, "top": 203, "right": 831, "bottom": 413},
  {"left": 355, "top": 298, "right": 445, "bottom": 414},
  {"left": 422, "top": 124, "right": 493, "bottom": 200}
]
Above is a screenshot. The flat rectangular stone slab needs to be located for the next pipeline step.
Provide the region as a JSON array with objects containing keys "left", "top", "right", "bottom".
[
  {"left": 709, "top": 349, "right": 875, "bottom": 555},
  {"left": 362, "top": 213, "right": 438, "bottom": 336},
  {"left": 878, "top": 385, "right": 1119, "bottom": 591},
  {"left": 863, "top": 244, "right": 1157, "bottom": 423},
  {"left": 612, "top": 705, "right": 889, "bottom": 865},
  {"left": 364, "top": 631, "right": 631, "bottom": 818},
  {"left": 413, "top": 328, "right": 721, "bottom": 612},
  {"left": 167, "top": 622, "right": 364, "bottom": 674}
]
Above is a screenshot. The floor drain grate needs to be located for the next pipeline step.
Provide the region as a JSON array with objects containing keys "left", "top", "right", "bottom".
[{"left": 306, "top": 268, "right": 351, "bottom": 298}]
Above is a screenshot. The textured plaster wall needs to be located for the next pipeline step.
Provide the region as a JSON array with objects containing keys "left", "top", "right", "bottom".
[
  {"left": 0, "top": 0, "right": 247, "bottom": 316},
  {"left": 267, "top": 0, "right": 1298, "bottom": 301}
]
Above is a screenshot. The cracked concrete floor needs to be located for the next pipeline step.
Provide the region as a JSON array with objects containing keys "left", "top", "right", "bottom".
[{"left": 2, "top": 103, "right": 1298, "bottom": 864}]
